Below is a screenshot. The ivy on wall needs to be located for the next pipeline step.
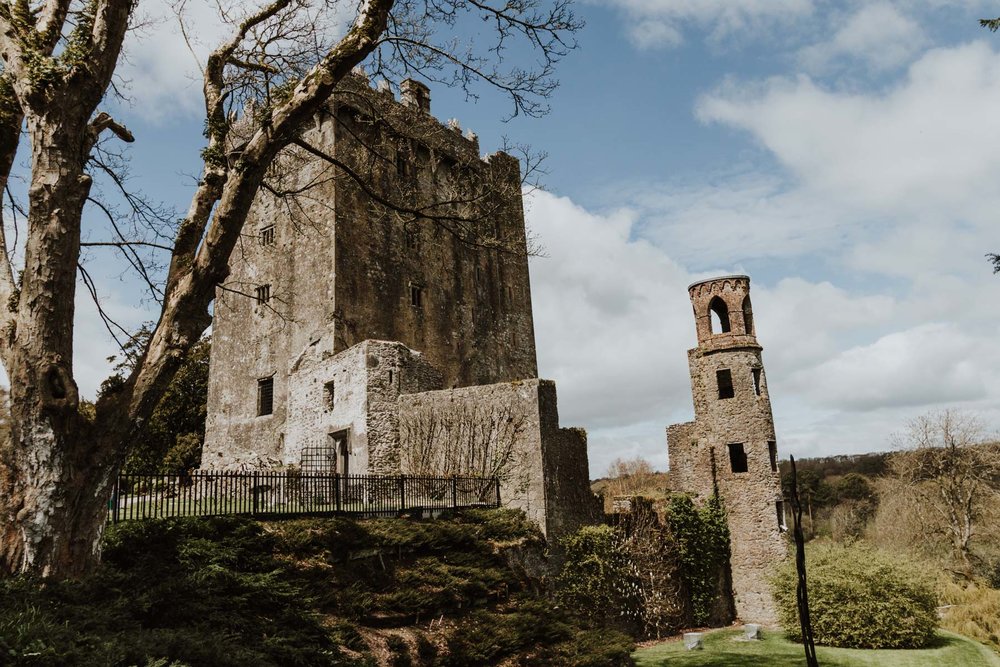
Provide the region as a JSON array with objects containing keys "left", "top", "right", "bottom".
[{"left": 667, "top": 493, "right": 732, "bottom": 626}]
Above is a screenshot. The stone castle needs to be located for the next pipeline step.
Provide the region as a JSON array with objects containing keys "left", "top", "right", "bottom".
[
  {"left": 667, "top": 275, "right": 787, "bottom": 624},
  {"left": 202, "top": 73, "right": 596, "bottom": 537},
  {"left": 202, "top": 73, "right": 786, "bottom": 620}
]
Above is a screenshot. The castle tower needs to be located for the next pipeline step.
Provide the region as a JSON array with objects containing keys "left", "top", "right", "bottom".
[{"left": 667, "top": 274, "right": 787, "bottom": 624}]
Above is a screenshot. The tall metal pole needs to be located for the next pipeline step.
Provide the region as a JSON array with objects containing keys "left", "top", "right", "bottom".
[{"left": 790, "top": 455, "right": 819, "bottom": 667}]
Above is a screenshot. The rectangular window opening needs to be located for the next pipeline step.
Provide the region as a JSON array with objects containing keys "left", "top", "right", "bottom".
[
  {"left": 776, "top": 501, "right": 786, "bottom": 532},
  {"left": 388, "top": 369, "right": 394, "bottom": 385},
  {"left": 752, "top": 368, "right": 763, "bottom": 396},
  {"left": 259, "top": 225, "right": 275, "bottom": 246},
  {"left": 324, "top": 380, "right": 335, "bottom": 410},
  {"left": 717, "top": 369, "right": 734, "bottom": 399},
  {"left": 410, "top": 283, "right": 423, "bottom": 308},
  {"left": 727, "top": 443, "right": 748, "bottom": 474},
  {"left": 257, "top": 377, "right": 274, "bottom": 416},
  {"left": 768, "top": 441, "right": 778, "bottom": 472},
  {"left": 255, "top": 284, "right": 271, "bottom": 305}
]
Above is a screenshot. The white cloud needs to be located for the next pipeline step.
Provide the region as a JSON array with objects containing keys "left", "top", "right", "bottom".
[
  {"left": 600, "top": 0, "right": 814, "bottom": 49},
  {"left": 74, "top": 277, "right": 149, "bottom": 400},
  {"left": 797, "top": 3, "right": 927, "bottom": 73},
  {"left": 116, "top": 0, "right": 352, "bottom": 122},
  {"left": 117, "top": 1, "right": 230, "bottom": 121},
  {"left": 696, "top": 42, "right": 1000, "bottom": 222},
  {"left": 786, "top": 323, "right": 993, "bottom": 411}
]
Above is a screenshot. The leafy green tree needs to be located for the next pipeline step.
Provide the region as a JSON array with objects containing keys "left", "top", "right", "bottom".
[{"left": 103, "top": 329, "right": 210, "bottom": 475}]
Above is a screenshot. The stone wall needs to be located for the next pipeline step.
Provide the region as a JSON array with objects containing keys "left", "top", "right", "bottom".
[
  {"left": 398, "top": 379, "right": 598, "bottom": 537},
  {"left": 281, "top": 338, "right": 442, "bottom": 474}
]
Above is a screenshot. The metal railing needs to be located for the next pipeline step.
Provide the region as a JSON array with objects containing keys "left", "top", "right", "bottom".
[{"left": 110, "top": 471, "right": 501, "bottom": 523}]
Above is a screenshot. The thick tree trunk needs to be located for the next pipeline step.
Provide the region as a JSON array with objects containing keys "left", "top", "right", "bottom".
[{"left": 0, "top": 116, "right": 115, "bottom": 577}]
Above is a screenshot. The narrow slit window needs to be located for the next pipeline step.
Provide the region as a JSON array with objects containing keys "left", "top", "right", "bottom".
[
  {"left": 388, "top": 370, "right": 394, "bottom": 385},
  {"left": 255, "top": 284, "right": 271, "bottom": 305},
  {"left": 752, "top": 368, "right": 763, "bottom": 396},
  {"left": 768, "top": 441, "right": 778, "bottom": 472},
  {"left": 396, "top": 148, "right": 406, "bottom": 176},
  {"left": 776, "top": 500, "right": 786, "bottom": 532},
  {"left": 405, "top": 229, "right": 419, "bottom": 251},
  {"left": 259, "top": 225, "right": 275, "bottom": 246},
  {"left": 257, "top": 377, "right": 274, "bottom": 416},
  {"left": 410, "top": 283, "right": 423, "bottom": 308},
  {"left": 717, "top": 369, "right": 734, "bottom": 399},
  {"left": 728, "top": 443, "right": 748, "bottom": 473},
  {"left": 324, "top": 380, "right": 335, "bottom": 410}
]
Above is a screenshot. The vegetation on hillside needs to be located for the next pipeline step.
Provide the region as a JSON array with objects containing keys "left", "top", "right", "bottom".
[{"left": 0, "top": 510, "right": 635, "bottom": 666}]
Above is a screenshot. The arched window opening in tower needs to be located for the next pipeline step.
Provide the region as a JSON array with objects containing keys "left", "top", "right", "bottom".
[
  {"left": 716, "top": 369, "right": 735, "bottom": 399},
  {"left": 752, "top": 368, "right": 763, "bottom": 396},
  {"left": 709, "top": 296, "right": 731, "bottom": 333},
  {"left": 742, "top": 295, "right": 754, "bottom": 335},
  {"left": 768, "top": 441, "right": 777, "bottom": 472},
  {"left": 728, "top": 443, "right": 748, "bottom": 473}
]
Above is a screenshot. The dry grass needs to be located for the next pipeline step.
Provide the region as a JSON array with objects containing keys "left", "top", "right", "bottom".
[{"left": 939, "top": 582, "right": 1000, "bottom": 654}]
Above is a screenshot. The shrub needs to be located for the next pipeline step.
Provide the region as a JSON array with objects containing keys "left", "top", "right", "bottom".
[
  {"left": 772, "top": 542, "right": 937, "bottom": 649},
  {"left": 442, "top": 598, "right": 634, "bottom": 666}
]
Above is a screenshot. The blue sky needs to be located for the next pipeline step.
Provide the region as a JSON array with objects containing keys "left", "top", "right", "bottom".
[{"left": 52, "top": 0, "right": 1000, "bottom": 475}]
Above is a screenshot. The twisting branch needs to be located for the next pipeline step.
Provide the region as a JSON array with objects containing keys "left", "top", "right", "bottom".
[{"left": 77, "top": 262, "right": 132, "bottom": 354}]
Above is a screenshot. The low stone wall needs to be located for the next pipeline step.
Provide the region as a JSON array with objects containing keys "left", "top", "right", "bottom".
[{"left": 398, "top": 379, "right": 598, "bottom": 537}]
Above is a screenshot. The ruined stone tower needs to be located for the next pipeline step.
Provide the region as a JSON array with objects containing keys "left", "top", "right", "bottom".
[{"left": 667, "top": 275, "right": 787, "bottom": 624}]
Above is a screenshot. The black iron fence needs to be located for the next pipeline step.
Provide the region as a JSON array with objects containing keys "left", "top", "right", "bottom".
[{"left": 110, "top": 471, "right": 501, "bottom": 523}]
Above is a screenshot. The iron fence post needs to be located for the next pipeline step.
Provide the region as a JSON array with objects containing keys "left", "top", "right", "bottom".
[
  {"left": 399, "top": 475, "right": 407, "bottom": 510},
  {"left": 112, "top": 475, "right": 120, "bottom": 524},
  {"left": 451, "top": 476, "right": 458, "bottom": 508},
  {"left": 335, "top": 473, "right": 342, "bottom": 513},
  {"left": 495, "top": 477, "right": 501, "bottom": 507},
  {"left": 253, "top": 471, "right": 259, "bottom": 516}
]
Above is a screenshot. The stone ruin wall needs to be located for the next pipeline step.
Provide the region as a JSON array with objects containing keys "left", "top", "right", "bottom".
[{"left": 397, "top": 379, "right": 598, "bottom": 537}]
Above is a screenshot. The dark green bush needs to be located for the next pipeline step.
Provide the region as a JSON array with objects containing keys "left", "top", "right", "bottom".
[
  {"left": 442, "top": 598, "right": 634, "bottom": 666},
  {"left": 772, "top": 542, "right": 938, "bottom": 649}
]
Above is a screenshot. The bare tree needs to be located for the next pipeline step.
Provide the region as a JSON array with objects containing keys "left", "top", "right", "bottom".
[
  {"left": 399, "top": 397, "right": 531, "bottom": 495},
  {"left": 876, "top": 410, "right": 1000, "bottom": 578},
  {"left": 605, "top": 456, "right": 655, "bottom": 496},
  {"left": 0, "top": 0, "right": 580, "bottom": 577}
]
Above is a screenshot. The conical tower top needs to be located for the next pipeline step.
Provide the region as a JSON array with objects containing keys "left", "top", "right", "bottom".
[{"left": 687, "top": 274, "right": 759, "bottom": 352}]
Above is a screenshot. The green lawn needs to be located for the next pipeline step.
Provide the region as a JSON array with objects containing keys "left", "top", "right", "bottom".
[{"left": 633, "top": 628, "right": 1000, "bottom": 667}]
